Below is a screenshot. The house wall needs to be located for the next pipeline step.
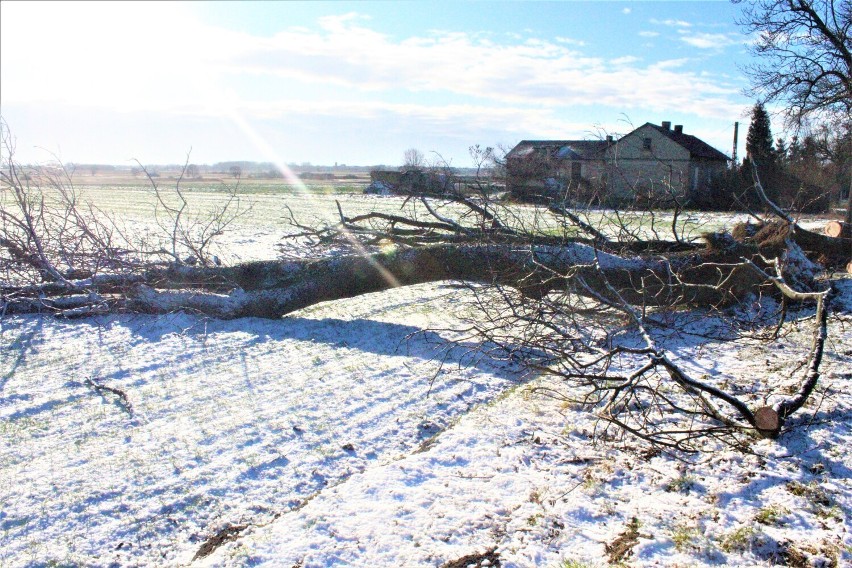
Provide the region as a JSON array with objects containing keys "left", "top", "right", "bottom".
[
  {"left": 687, "top": 157, "right": 728, "bottom": 194},
  {"left": 508, "top": 157, "right": 606, "bottom": 203},
  {"left": 506, "top": 126, "right": 728, "bottom": 204},
  {"left": 603, "top": 125, "right": 692, "bottom": 200}
]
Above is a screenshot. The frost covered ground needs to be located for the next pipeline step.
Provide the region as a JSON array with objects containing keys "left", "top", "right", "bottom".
[{"left": 1, "top": 194, "right": 851, "bottom": 567}]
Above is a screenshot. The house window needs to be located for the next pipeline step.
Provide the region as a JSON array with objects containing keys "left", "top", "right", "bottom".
[
  {"left": 571, "top": 161, "right": 582, "bottom": 181},
  {"left": 642, "top": 137, "right": 652, "bottom": 151}
]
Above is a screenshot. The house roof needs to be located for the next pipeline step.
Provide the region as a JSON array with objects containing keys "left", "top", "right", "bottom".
[
  {"left": 641, "top": 123, "right": 729, "bottom": 161},
  {"left": 506, "top": 140, "right": 610, "bottom": 161},
  {"left": 508, "top": 124, "right": 729, "bottom": 163}
]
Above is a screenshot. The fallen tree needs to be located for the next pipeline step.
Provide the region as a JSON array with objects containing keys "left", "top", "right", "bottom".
[
  {"left": 0, "top": 239, "right": 777, "bottom": 319},
  {"left": 2, "top": 131, "right": 849, "bottom": 451}
]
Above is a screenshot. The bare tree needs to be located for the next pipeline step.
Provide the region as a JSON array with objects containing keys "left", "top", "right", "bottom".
[
  {"left": 736, "top": 0, "right": 852, "bottom": 225},
  {"left": 136, "top": 152, "right": 247, "bottom": 267},
  {"left": 0, "top": 121, "right": 132, "bottom": 291},
  {"left": 1, "top": 121, "right": 247, "bottom": 316},
  {"left": 738, "top": 0, "right": 852, "bottom": 125},
  {"left": 403, "top": 148, "right": 426, "bottom": 171}
]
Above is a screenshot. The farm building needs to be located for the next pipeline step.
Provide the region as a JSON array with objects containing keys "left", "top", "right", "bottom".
[
  {"left": 366, "top": 169, "right": 455, "bottom": 195},
  {"left": 506, "top": 121, "right": 729, "bottom": 204},
  {"left": 505, "top": 138, "right": 612, "bottom": 203}
]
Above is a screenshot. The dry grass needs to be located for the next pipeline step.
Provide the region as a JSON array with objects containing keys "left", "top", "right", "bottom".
[{"left": 68, "top": 169, "right": 371, "bottom": 190}]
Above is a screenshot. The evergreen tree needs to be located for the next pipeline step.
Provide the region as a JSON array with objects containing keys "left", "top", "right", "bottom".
[
  {"left": 800, "top": 136, "right": 819, "bottom": 166},
  {"left": 775, "top": 137, "right": 788, "bottom": 167},
  {"left": 788, "top": 135, "right": 802, "bottom": 164},
  {"left": 746, "top": 103, "right": 775, "bottom": 166}
]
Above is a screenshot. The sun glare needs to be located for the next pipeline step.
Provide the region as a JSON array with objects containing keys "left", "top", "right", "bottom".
[{"left": 226, "top": 108, "right": 401, "bottom": 288}]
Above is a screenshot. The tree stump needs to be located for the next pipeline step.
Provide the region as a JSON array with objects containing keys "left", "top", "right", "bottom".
[
  {"left": 825, "top": 220, "right": 849, "bottom": 238},
  {"left": 754, "top": 406, "right": 781, "bottom": 438}
]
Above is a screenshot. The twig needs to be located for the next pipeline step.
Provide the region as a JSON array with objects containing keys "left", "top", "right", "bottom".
[{"left": 84, "top": 376, "right": 134, "bottom": 417}]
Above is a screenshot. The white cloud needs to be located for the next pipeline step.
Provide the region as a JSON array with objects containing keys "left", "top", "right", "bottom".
[
  {"left": 211, "top": 99, "right": 582, "bottom": 137},
  {"left": 679, "top": 31, "right": 741, "bottom": 49},
  {"left": 650, "top": 18, "right": 692, "bottom": 28},
  {"left": 639, "top": 31, "right": 660, "bottom": 38},
  {"left": 555, "top": 36, "right": 586, "bottom": 46},
  {"left": 610, "top": 56, "right": 641, "bottom": 66},
  {"left": 650, "top": 58, "right": 691, "bottom": 70},
  {"left": 1, "top": 2, "right": 248, "bottom": 110},
  {"left": 622, "top": 8, "right": 632, "bottom": 15},
  {"left": 2, "top": 4, "right": 744, "bottom": 157},
  {"left": 317, "top": 12, "right": 372, "bottom": 29},
  {"left": 217, "top": 16, "right": 738, "bottom": 119}
]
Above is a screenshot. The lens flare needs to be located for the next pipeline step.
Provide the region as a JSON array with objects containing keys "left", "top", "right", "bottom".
[{"left": 226, "top": 111, "right": 401, "bottom": 289}]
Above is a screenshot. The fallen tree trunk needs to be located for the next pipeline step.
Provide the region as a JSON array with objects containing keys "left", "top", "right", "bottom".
[{"left": 2, "top": 238, "right": 774, "bottom": 320}]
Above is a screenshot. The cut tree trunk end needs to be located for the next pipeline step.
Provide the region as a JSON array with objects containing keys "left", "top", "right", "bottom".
[
  {"left": 754, "top": 406, "right": 781, "bottom": 439},
  {"left": 824, "top": 220, "right": 849, "bottom": 239}
]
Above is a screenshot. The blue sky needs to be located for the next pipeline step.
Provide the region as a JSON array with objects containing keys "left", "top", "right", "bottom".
[{"left": 1, "top": 1, "right": 761, "bottom": 168}]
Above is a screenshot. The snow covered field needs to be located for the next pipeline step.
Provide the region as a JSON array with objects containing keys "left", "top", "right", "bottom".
[{"left": 1, "top": 192, "right": 851, "bottom": 567}]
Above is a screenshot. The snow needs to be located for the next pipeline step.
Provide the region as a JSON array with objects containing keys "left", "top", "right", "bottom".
[
  {"left": 2, "top": 208, "right": 852, "bottom": 567},
  {"left": 364, "top": 181, "right": 393, "bottom": 195}
]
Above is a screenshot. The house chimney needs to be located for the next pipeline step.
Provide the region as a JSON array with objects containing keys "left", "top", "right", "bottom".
[
  {"left": 674, "top": 124, "right": 683, "bottom": 134},
  {"left": 605, "top": 135, "right": 613, "bottom": 143},
  {"left": 661, "top": 121, "right": 671, "bottom": 131}
]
